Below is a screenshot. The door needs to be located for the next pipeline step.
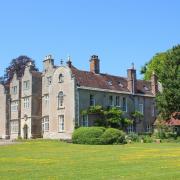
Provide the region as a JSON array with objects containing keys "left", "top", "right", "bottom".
[{"left": 23, "top": 124, "right": 28, "bottom": 139}]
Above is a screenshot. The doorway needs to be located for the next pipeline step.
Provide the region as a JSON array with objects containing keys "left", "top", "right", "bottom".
[{"left": 23, "top": 124, "right": 28, "bottom": 139}]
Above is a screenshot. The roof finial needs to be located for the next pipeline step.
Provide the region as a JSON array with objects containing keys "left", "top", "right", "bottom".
[
  {"left": 60, "top": 59, "right": 63, "bottom": 65},
  {"left": 131, "top": 62, "right": 135, "bottom": 69}
]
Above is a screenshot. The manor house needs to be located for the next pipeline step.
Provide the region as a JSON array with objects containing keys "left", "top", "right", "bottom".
[{"left": 0, "top": 55, "right": 158, "bottom": 139}]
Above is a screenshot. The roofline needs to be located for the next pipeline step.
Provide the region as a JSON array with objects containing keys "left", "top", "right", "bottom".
[{"left": 77, "top": 86, "right": 155, "bottom": 98}]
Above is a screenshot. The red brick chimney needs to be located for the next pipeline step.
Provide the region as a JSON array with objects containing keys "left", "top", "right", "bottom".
[
  {"left": 151, "top": 72, "right": 158, "bottom": 95},
  {"left": 90, "top": 55, "right": 100, "bottom": 74},
  {"left": 127, "top": 63, "right": 136, "bottom": 94}
]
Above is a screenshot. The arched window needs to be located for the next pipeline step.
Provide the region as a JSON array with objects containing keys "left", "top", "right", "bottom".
[
  {"left": 58, "top": 91, "right": 64, "bottom": 108},
  {"left": 59, "top": 74, "right": 64, "bottom": 83}
]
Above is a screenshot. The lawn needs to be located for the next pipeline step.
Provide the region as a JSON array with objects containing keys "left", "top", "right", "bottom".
[{"left": 0, "top": 140, "right": 180, "bottom": 180}]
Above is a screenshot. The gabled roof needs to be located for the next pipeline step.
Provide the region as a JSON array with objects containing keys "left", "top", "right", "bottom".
[{"left": 71, "top": 66, "right": 153, "bottom": 95}]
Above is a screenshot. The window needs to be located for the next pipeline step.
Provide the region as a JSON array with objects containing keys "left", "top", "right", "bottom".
[
  {"left": 146, "top": 124, "right": 152, "bottom": 132},
  {"left": 90, "top": 94, "right": 95, "bottom": 106},
  {"left": 122, "top": 97, "right": 127, "bottom": 112},
  {"left": 44, "top": 94, "right": 49, "bottom": 105},
  {"left": 151, "top": 105, "right": 155, "bottom": 117},
  {"left": 127, "top": 124, "right": 134, "bottom": 133},
  {"left": 11, "top": 101, "right": 18, "bottom": 112},
  {"left": 109, "top": 95, "right": 113, "bottom": 106},
  {"left": 115, "top": 96, "right": 120, "bottom": 107},
  {"left": 59, "top": 74, "right": 64, "bottom": 83},
  {"left": 24, "top": 97, "right": 30, "bottom": 109},
  {"left": 42, "top": 116, "right": 49, "bottom": 132},
  {"left": 23, "top": 80, "right": 30, "bottom": 90},
  {"left": 58, "top": 115, "right": 64, "bottom": 132},
  {"left": 11, "top": 121, "right": 19, "bottom": 133},
  {"left": 139, "top": 104, "right": 144, "bottom": 114},
  {"left": 82, "top": 115, "right": 88, "bottom": 127},
  {"left": 47, "top": 76, "right": 52, "bottom": 85},
  {"left": 12, "top": 86, "right": 17, "bottom": 94},
  {"left": 58, "top": 91, "right": 64, "bottom": 108}
]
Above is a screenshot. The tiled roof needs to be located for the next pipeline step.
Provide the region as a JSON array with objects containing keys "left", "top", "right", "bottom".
[
  {"left": 166, "top": 112, "right": 180, "bottom": 126},
  {"left": 71, "top": 66, "right": 153, "bottom": 95}
]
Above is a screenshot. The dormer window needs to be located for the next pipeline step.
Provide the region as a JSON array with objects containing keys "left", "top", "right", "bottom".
[
  {"left": 118, "top": 82, "right": 124, "bottom": 88},
  {"left": 143, "top": 85, "right": 149, "bottom": 91},
  {"left": 59, "top": 74, "right": 64, "bottom": 83},
  {"left": 107, "top": 81, "right": 112, "bottom": 86},
  {"left": 47, "top": 76, "right": 52, "bottom": 85}
]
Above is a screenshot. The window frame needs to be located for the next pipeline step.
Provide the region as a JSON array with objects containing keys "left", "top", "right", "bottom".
[
  {"left": 58, "top": 115, "right": 65, "bottom": 132},
  {"left": 90, "top": 94, "right": 95, "bottom": 106},
  {"left": 23, "top": 80, "right": 30, "bottom": 90},
  {"left": 42, "top": 116, "right": 49, "bottom": 133},
  {"left": 115, "top": 96, "right": 120, "bottom": 107},
  {"left": 82, "top": 115, "right": 88, "bottom": 127},
  {"left": 24, "top": 97, "right": 30, "bottom": 109},
  {"left": 122, "top": 97, "right": 127, "bottom": 112},
  {"left": 139, "top": 103, "right": 144, "bottom": 115},
  {"left": 58, "top": 91, "right": 64, "bottom": 108}
]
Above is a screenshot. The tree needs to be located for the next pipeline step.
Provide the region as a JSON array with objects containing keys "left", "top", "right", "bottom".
[
  {"left": 3, "top": 55, "right": 38, "bottom": 83},
  {"left": 156, "top": 45, "right": 180, "bottom": 119},
  {"left": 140, "top": 52, "right": 167, "bottom": 81}
]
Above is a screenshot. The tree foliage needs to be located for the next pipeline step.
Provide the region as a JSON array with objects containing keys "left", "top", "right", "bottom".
[
  {"left": 3, "top": 55, "right": 38, "bottom": 83},
  {"left": 81, "top": 106, "right": 132, "bottom": 129},
  {"left": 141, "top": 52, "right": 167, "bottom": 81},
  {"left": 141, "top": 45, "right": 180, "bottom": 119},
  {"left": 156, "top": 45, "right": 180, "bottom": 119}
]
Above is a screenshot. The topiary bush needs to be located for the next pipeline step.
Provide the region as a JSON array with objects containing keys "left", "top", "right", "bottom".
[
  {"left": 72, "top": 127, "right": 105, "bottom": 145},
  {"left": 100, "top": 128, "right": 126, "bottom": 144}
]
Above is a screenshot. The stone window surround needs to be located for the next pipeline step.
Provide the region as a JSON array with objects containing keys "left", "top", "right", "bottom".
[{"left": 58, "top": 114, "right": 65, "bottom": 132}]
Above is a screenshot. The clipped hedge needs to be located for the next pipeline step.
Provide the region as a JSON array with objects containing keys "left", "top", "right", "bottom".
[
  {"left": 100, "top": 128, "right": 126, "bottom": 144},
  {"left": 72, "top": 127, "right": 105, "bottom": 145},
  {"left": 72, "top": 127, "right": 126, "bottom": 145}
]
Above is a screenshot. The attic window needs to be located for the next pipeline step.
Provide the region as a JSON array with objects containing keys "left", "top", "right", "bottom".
[
  {"left": 143, "top": 85, "right": 149, "bottom": 91},
  {"left": 59, "top": 74, "right": 64, "bottom": 83},
  {"left": 118, "top": 82, "right": 124, "bottom": 88},
  {"left": 107, "top": 81, "right": 112, "bottom": 86}
]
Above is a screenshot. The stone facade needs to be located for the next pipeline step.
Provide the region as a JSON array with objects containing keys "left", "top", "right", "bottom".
[{"left": 0, "top": 54, "right": 158, "bottom": 139}]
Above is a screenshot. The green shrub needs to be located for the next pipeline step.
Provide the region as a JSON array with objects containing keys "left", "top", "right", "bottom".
[
  {"left": 100, "top": 128, "right": 126, "bottom": 144},
  {"left": 140, "top": 135, "right": 154, "bottom": 143},
  {"left": 126, "top": 133, "right": 139, "bottom": 142},
  {"left": 72, "top": 127, "right": 105, "bottom": 145}
]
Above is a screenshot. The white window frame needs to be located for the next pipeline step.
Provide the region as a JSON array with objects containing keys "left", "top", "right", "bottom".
[
  {"left": 115, "top": 96, "right": 120, "bottom": 107},
  {"left": 12, "top": 86, "right": 17, "bottom": 94},
  {"left": 58, "top": 115, "right": 65, "bottom": 132},
  {"left": 42, "top": 116, "right": 49, "bottom": 132},
  {"left": 58, "top": 91, "right": 64, "bottom": 108},
  {"left": 127, "top": 124, "right": 134, "bottom": 133},
  {"left": 23, "top": 80, "right": 30, "bottom": 90},
  {"left": 122, "top": 97, "right": 127, "bottom": 112},
  {"left": 90, "top": 94, "right": 95, "bottom": 106},
  {"left": 82, "top": 115, "right": 88, "bottom": 127},
  {"left": 109, "top": 95, "right": 114, "bottom": 106},
  {"left": 44, "top": 94, "right": 49, "bottom": 106},
  {"left": 146, "top": 124, "right": 152, "bottom": 132},
  {"left": 11, "top": 101, "right": 18, "bottom": 112},
  {"left": 47, "top": 76, "right": 52, "bottom": 85},
  {"left": 59, "top": 74, "right": 64, "bottom": 83},
  {"left": 139, "top": 104, "right": 144, "bottom": 115},
  {"left": 24, "top": 97, "right": 30, "bottom": 109},
  {"left": 10, "top": 121, "right": 19, "bottom": 134}
]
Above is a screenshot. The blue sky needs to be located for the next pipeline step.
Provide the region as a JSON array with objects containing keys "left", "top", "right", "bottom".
[{"left": 0, "top": 0, "right": 180, "bottom": 78}]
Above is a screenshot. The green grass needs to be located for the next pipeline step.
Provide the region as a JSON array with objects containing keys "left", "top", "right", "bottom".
[{"left": 0, "top": 140, "right": 180, "bottom": 180}]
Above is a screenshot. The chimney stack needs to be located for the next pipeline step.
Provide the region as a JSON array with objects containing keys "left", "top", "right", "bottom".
[
  {"left": 151, "top": 72, "right": 158, "bottom": 95},
  {"left": 90, "top": 55, "right": 100, "bottom": 74},
  {"left": 43, "top": 54, "right": 54, "bottom": 71},
  {"left": 127, "top": 63, "right": 136, "bottom": 94}
]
